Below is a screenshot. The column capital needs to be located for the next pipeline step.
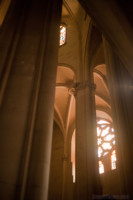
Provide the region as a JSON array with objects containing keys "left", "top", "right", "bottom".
[
  {"left": 75, "top": 81, "right": 96, "bottom": 93},
  {"left": 68, "top": 82, "right": 96, "bottom": 97},
  {"left": 68, "top": 87, "right": 76, "bottom": 96}
]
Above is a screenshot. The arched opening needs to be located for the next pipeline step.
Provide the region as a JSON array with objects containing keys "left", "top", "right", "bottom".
[{"left": 93, "top": 64, "right": 119, "bottom": 195}]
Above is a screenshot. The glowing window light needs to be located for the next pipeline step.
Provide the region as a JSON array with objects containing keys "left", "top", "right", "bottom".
[
  {"left": 102, "top": 142, "right": 112, "bottom": 150},
  {"left": 97, "top": 119, "right": 116, "bottom": 173},
  {"left": 97, "top": 138, "right": 102, "bottom": 145},
  {"left": 97, "top": 120, "right": 109, "bottom": 125},
  {"left": 101, "top": 127, "right": 110, "bottom": 137},
  {"left": 112, "top": 140, "right": 115, "bottom": 145},
  {"left": 99, "top": 161, "right": 104, "bottom": 174},
  {"left": 97, "top": 127, "right": 101, "bottom": 136},
  {"left": 101, "top": 125, "right": 106, "bottom": 128},
  {"left": 104, "top": 134, "right": 114, "bottom": 141},
  {"left": 98, "top": 147, "right": 103, "bottom": 157},
  {"left": 103, "top": 152, "right": 108, "bottom": 156},
  {"left": 111, "top": 150, "right": 117, "bottom": 170},
  {"left": 59, "top": 24, "right": 66, "bottom": 46},
  {"left": 111, "top": 128, "right": 114, "bottom": 132}
]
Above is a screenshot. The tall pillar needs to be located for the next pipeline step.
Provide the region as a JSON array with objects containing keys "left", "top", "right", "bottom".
[
  {"left": 0, "top": 0, "right": 62, "bottom": 200},
  {"left": 75, "top": 81, "right": 101, "bottom": 200},
  {"left": 23, "top": 0, "right": 62, "bottom": 199},
  {"left": 62, "top": 151, "right": 73, "bottom": 200},
  {"left": 62, "top": 89, "right": 75, "bottom": 200},
  {"left": 103, "top": 39, "right": 133, "bottom": 199},
  {"left": 48, "top": 122, "right": 64, "bottom": 200},
  {"left": 78, "top": 0, "right": 133, "bottom": 78}
]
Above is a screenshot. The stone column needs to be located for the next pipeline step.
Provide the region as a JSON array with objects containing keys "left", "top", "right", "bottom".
[
  {"left": 78, "top": 0, "right": 133, "bottom": 78},
  {"left": 62, "top": 88, "right": 75, "bottom": 200},
  {"left": 62, "top": 152, "right": 71, "bottom": 200},
  {"left": 0, "top": 0, "right": 62, "bottom": 200},
  {"left": 75, "top": 81, "right": 101, "bottom": 200},
  {"left": 103, "top": 39, "right": 133, "bottom": 199},
  {"left": 64, "top": 158, "right": 74, "bottom": 200},
  {"left": 23, "top": 0, "right": 62, "bottom": 200}
]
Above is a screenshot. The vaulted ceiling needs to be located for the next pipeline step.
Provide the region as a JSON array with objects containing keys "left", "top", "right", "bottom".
[{"left": 54, "top": 0, "right": 112, "bottom": 139}]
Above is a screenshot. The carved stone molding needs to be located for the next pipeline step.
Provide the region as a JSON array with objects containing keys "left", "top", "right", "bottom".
[
  {"left": 68, "top": 87, "right": 76, "bottom": 96},
  {"left": 74, "top": 81, "right": 96, "bottom": 95}
]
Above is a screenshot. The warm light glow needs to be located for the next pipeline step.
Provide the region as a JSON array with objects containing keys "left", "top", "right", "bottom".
[
  {"left": 103, "top": 152, "right": 108, "bottom": 156},
  {"left": 104, "top": 134, "right": 114, "bottom": 141},
  {"left": 59, "top": 24, "right": 66, "bottom": 46},
  {"left": 99, "top": 161, "right": 104, "bottom": 174},
  {"left": 112, "top": 140, "right": 115, "bottom": 145},
  {"left": 97, "top": 138, "right": 102, "bottom": 145},
  {"left": 97, "top": 120, "right": 109, "bottom": 125},
  {"left": 97, "top": 119, "right": 116, "bottom": 173},
  {"left": 98, "top": 147, "right": 103, "bottom": 157},
  {"left": 97, "top": 127, "right": 101, "bottom": 136},
  {"left": 101, "top": 127, "right": 110, "bottom": 137},
  {"left": 111, "top": 150, "right": 117, "bottom": 170},
  {"left": 111, "top": 128, "right": 114, "bottom": 132},
  {"left": 97, "top": 120, "right": 115, "bottom": 157},
  {"left": 102, "top": 142, "right": 112, "bottom": 150},
  {"left": 71, "top": 130, "right": 76, "bottom": 182}
]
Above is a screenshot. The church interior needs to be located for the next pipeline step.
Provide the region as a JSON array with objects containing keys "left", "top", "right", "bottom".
[{"left": 0, "top": 0, "right": 133, "bottom": 199}]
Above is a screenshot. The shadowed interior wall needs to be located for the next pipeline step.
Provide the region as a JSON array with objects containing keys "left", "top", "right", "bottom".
[
  {"left": 48, "top": 122, "right": 64, "bottom": 200},
  {"left": 100, "top": 170, "right": 120, "bottom": 195}
]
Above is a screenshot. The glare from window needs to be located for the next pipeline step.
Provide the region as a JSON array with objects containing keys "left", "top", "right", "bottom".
[
  {"left": 98, "top": 147, "right": 103, "bottom": 157},
  {"left": 59, "top": 24, "right": 66, "bottom": 46},
  {"left": 97, "top": 120, "right": 109, "bottom": 125},
  {"left": 102, "top": 142, "right": 112, "bottom": 150},
  {"left": 99, "top": 161, "right": 104, "bottom": 174},
  {"left": 111, "top": 150, "right": 117, "bottom": 170},
  {"left": 97, "top": 119, "right": 116, "bottom": 173}
]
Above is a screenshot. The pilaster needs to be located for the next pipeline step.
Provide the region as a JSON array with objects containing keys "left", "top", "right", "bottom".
[
  {"left": 0, "top": 0, "right": 62, "bottom": 200},
  {"left": 75, "top": 80, "right": 101, "bottom": 200},
  {"left": 103, "top": 38, "right": 133, "bottom": 199}
]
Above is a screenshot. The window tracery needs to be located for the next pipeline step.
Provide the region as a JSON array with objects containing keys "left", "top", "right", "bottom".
[{"left": 97, "top": 119, "right": 116, "bottom": 173}]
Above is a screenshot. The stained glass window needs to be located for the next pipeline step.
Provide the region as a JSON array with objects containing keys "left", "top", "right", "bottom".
[
  {"left": 97, "top": 120, "right": 116, "bottom": 173},
  {"left": 111, "top": 150, "right": 117, "bottom": 170},
  {"left": 99, "top": 161, "right": 104, "bottom": 174},
  {"left": 59, "top": 24, "right": 66, "bottom": 46}
]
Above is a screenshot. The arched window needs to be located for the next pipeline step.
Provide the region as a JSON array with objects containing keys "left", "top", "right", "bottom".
[
  {"left": 97, "top": 119, "right": 116, "bottom": 173},
  {"left": 99, "top": 161, "right": 104, "bottom": 174},
  {"left": 59, "top": 24, "right": 66, "bottom": 46}
]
